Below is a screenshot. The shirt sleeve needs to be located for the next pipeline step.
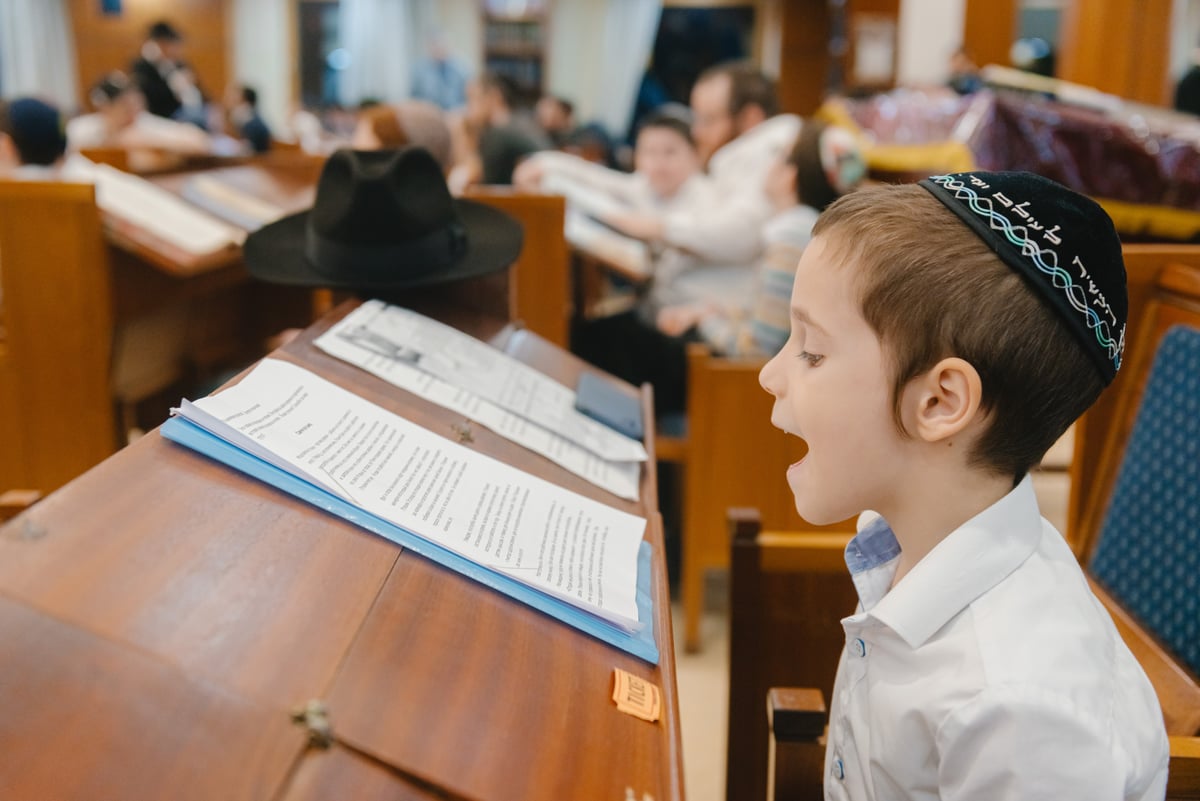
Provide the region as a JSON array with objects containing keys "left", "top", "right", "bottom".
[
  {"left": 660, "top": 187, "right": 770, "bottom": 264},
  {"left": 936, "top": 685, "right": 1134, "bottom": 801},
  {"left": 530, "top": 151, "right": 641, "bottom": 204}
]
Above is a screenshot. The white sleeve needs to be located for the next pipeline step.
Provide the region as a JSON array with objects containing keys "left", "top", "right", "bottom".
[
  {"left": 936, "top": 686, "right": 1151, "bottom": 801},
  {"left": 661, "top": 182, "right": 772, "bottom": 264},
  {"left": 528, "top": 151, "right": 642, "bottom": 206}
]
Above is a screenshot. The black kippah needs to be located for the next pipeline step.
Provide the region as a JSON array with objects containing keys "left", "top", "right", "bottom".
[{"left": 919, "top": 171, "right": 1127, "bottom": 384}]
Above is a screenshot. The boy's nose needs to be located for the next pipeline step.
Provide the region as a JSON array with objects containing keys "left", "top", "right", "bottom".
[{"left": 759, "top": 352, "right": 782, "bottom": 397}]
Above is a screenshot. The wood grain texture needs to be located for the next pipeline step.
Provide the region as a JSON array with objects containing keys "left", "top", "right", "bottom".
[
  {"left": 0, "top": 429, "right": 403, "bottom": 711},
  {"left": 776, "top": 0, "right": 832, "bottom": 115},
  {"left": 726, "top": 510, "right": 857, "bottom": 801},
  {"left": 67, "top": 0, "right": 229, "bottom": 113},
  {"left": 282, "top": 747, "right": 448, "bottom": 801},
  {"left": 1057, "top": 0, "right": 1173, "bottom": 105},
  {"left": 0, "top": 595, "right": 305, "bottom": 801},
  {"left": 962, "top": 0, "right": 1017, "bottom": 70}
]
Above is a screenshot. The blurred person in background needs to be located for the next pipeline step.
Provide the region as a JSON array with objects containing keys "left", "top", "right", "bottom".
[{"left": 0, "top": 97, "right": 69, "bottom": 177}]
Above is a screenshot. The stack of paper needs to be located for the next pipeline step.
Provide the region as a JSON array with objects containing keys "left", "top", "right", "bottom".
[
  {"left": 315, "top": 301, "right": 646, "bottom": 500},
  {"left": 163, "top": 358, "right": 658, "bottom": 662}
]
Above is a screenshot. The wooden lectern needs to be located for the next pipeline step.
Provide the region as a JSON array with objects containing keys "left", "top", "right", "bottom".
[{"left": 0, "top": 257, "right": 683, "bottom": 800}]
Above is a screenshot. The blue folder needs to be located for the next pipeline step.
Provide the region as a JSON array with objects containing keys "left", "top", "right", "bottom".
[{"left": 161, "top": 416, "right": 660, "bottom": 664}]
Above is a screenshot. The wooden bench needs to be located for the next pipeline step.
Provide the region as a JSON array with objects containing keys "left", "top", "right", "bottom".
[
  {"left": 466, "top": 188, "right": 570, "bottom": 348},
  {"left": 0, "top": 181, "right": 119, "bottom": 494},
  {"left": 677, "top": 342, "right": 852, "bottom": 653}
]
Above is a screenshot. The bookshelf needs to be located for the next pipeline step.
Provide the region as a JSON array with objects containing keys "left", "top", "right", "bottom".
[{"left": 483, "top": 6, "right": 546, "bottom": 100}]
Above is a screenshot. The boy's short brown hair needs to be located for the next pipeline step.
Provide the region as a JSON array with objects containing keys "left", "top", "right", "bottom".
[
  {"left": 696, "top": 61, "right": 780, "bottom": 119},
  {"left": 813, "top": 183, "right": 1104, "bottom": 481}
]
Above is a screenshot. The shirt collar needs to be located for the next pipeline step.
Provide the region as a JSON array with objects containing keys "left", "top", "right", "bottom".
[{"left": 844, "top": 476, "right": 1043, "bottom": 648}]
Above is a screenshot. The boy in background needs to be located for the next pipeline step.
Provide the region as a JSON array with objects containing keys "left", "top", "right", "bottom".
[
  {"left": 515, "top": 107, "right": 717, "bottom": 415},
  {"left": 657, "top": 118, "right": 864, "bottom": 356},
  {"left": 758, "top": 171, "right": 1168, "bottom": 799}
]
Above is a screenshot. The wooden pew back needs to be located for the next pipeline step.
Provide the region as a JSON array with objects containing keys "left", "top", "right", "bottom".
[
  {"left": 464, "top": 188, "right": 570, "bottom": 348},
  {"left": 679, "top": 344, "right": 851, "bottom": 653},
  {"left": 727, "top": 508, "right": 855, "bottom": 801},
  {"left": 0, "top": 181, "right": 119, "bottom": 494}
]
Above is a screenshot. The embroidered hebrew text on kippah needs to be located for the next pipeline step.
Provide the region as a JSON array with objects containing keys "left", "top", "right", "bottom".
[{"left": 926, "top": 173, "right": 1125, "bottom": 375}]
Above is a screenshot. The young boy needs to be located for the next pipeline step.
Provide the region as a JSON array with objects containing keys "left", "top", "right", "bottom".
[
  {"left": 515, "top": 108, "right": 718, "bottom": 415},
  {"left": 759, "top": 171, "right": 1169, "bottom": 799}
]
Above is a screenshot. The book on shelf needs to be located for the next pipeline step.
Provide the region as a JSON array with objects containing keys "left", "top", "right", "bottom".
[{"left": 163, "top": 357, "right": 659, "bottom": 663}]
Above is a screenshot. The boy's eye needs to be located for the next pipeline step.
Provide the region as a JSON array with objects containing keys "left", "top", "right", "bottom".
[{"left": 798, "top": 350, "right": 824, "bottom": 366}]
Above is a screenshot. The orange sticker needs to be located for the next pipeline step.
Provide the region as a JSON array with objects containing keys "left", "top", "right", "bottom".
[{"left": 612, "top": 668, "right": 661, "bottom": 722}]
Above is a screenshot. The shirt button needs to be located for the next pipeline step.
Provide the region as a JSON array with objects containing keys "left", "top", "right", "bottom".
[
  {"left": 833, "top": 757, "right": 845, "bottom": 780},
  {"left": 852, "top": 637, "right": 866, "bottom": 657}
]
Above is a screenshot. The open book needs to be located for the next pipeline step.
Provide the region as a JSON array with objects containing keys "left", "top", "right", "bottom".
[
  {"left": 541, "top": 173, "right": 652, "bottom": 279},
  {"left": 62, "top": 157, "right": 246, "bottom": 254},
  {"left": 163, "top": 358, "right": 659, "bottom": 663}
]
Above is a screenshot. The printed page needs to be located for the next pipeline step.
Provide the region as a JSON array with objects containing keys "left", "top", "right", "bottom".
[
  {"left": 321, "top": 301, "right": 648, "bottom": 463},
  {"left": 316, "top": 330, "right": 641, "bottom": 500},
  {"left": 176, "top": 358, "right": 646, "bottom": 629}
]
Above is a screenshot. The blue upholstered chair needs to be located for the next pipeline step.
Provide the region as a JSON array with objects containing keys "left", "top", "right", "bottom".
[{"left": 1089, "top": 325, "right": 1200, "bottom": 688}]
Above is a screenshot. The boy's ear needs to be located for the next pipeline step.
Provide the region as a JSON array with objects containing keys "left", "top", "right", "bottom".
[{"left": 905, "top": 357, "right": 984, "bottom": 444}]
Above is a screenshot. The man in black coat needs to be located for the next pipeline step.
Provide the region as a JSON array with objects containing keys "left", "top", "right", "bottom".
[{"left": 130, "top": 20, "right": 206, "bottom": 126}]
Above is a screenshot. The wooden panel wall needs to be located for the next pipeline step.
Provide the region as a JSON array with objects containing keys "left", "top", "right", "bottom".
[
  {"left": 963, "top": 0, "right": 1017, "bottom": 69},
  {"left": 1057, "top": 0, "right": 1173, "bottom": 105},
  {"left": 776, "top": 0, "right": 833, "bottom": 115},
  {"left": 67, "top": 0, "right": 229, "bottom": 111}
]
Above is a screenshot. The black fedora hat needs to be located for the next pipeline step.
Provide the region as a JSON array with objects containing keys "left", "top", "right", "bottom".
[{"left": 244, "top": 147, "right": 523, "bottom": 290}]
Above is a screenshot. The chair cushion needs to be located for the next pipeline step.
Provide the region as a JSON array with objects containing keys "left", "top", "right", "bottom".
[{"left": 1089, "top": 325, "right": 1200, "bottom": 678}]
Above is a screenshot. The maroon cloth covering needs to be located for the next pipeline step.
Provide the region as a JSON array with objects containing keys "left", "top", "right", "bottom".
[
  {"left": 841, "top": 89, "right": 1200, "bottom": 213},
  {"left": 967, "top": 93, "right": 1200, "bottom": 212}
]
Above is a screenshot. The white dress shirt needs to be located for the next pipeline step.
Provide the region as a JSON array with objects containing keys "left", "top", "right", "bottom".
[
  {"left": 825, "top": 477, "right": 1169, "bottom": 801},
  {"left": 661, "top": 113, "right": 801, "bottom": 265},
  {"left": 526, "top": 150, "right": 751, "bottom": 316}
]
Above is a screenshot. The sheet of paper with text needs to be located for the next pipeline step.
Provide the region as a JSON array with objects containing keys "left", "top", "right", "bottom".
[{"left": 177, "top": 359, "right": 646, "bottom": 630}]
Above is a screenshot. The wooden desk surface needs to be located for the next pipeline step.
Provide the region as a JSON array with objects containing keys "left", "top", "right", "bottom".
[{"left": 0, "top": 302, "right": 683, "bottom": 801}]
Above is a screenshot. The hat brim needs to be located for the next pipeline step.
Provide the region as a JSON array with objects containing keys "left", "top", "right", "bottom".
[{"left": 243, "top": 198, "right": 523, "bottom": 290}]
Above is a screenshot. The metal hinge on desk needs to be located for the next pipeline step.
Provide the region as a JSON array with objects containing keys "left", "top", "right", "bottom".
[
  {"left": 290, "top": 699, "right": 333, "bottom": 748},
  {"left": 450, "top": 420, "right": 474, "bottom": 444}
]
